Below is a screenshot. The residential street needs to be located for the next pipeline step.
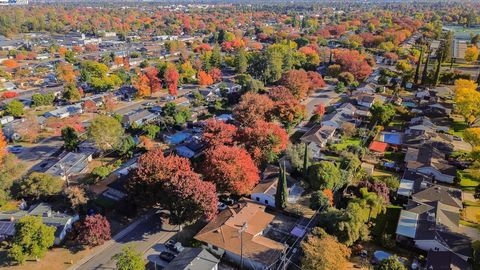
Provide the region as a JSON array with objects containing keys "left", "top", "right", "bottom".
[
  {"left": 71, "top": 212, "right": 176, "bottom": 270},
  {"left": 303, "top": 85, "right": 338, "bottom": 119}
]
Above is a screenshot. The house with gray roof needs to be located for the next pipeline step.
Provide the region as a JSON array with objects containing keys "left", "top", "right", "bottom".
[
  {"left": 164, "top": 247, "right": 220, "bottom": 270},
  {"left": 0, "top": 203, "right": 79, "bottom": 245},
  {"left": 396, "top": 185, "right": 471, "bottom": 263}
]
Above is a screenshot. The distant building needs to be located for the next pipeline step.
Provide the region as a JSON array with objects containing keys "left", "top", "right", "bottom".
[{"left": 453, "top": 40, "right": 467, "bottom": 59}]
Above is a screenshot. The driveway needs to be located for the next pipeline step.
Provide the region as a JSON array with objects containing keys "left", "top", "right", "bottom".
[
  {"left": 72, "top": 211, "right": 177, "bottom": 270},
  {"left": 13, "top": 136, "right": 64, "bottom": 172}
]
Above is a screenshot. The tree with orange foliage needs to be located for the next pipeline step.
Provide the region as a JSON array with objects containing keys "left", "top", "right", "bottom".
[
  {"left": 164, "top": 66, "right": 180, "bottom": 96},
  {"left": 233, "top": 93, "right": 274, "bottom": 127},
  {"left": 145, "top": 67, "right": 162, "bottom": 93},
  {"left": 55, "top": 62, "right": 76, "bottom": 84},
  {"left": 2, "top": 59, "right": 19, "bottom": 69},
  {"left": 72, "top": 45, "right": 84, "bottom": 53},
  {"left": 323, "top": 189, "right": 334, "bottom": 206},
  {"left": 114, "top": 56, "right": 123, "bottom": 65},
  {"left": 133, "top": 73, "right": 151, "bottom": 97},
  {"left": 198, "top": 70, "right": 213, "bottom": 86},
  {"left": 239, "top": 120, "right": 289, "bottom": 164},
  {"left": 209, "top": 68, "right": 222, "bottom": 83},
  {"left": 202, "top": 119, "right": 238, "bottom": 147},
  {"left": 281, "top": 70, "right": 311, "bottom": 100},
  {"left": 85, "top": 44, "right": 99, "bottom": 52},
  {"left": 333, "top": 49, "right": 373, "bottom": 81},
  {"left": 139, "top": 136, "right": 154, "bottom": 150},
  {"left": 203, "top": 145, "right": 260, "bottom": 195},
  {"left": 58, "top": 47, "right": 68, "bottom": 57},
  {"left": 315, "top": 103, "right": 326, "bottom": 117}
]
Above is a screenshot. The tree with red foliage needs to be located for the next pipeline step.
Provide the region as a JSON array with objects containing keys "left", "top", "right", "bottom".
[
  {"left": 239, "top": 120, "right": 289, "bottom": 164},
  {"left": 280, "top": 70, "right": 311, "bottom": 100},
  {"left": 202, "top": 119, "right": 238, "bottom": 147},
  {"left": 358, "top": 180, "right": 390, "bottom": 203},
  {"left": 333, "top": 49, "right": 373, "bottom": 81},
  {"left": 73, "top": 214, "right": 111, "bottom": 247},
  {"left": 209, "top": 67, "right": 222, "bottom": 83},
  {"left": 126, "top": 149, "right": 218, "bottom": 224},
  {"left": 315, "top": 103, "right": 326, "bottom": 117},
  {"left": 164, "top": 66, "right": 180, "bottom": 96},
  {"left": 307, "top": 71, "right": 326, "bottom": 91},
  {"left": 132, "top": 73, "right": 151, "bottom": 97},
  {"left": 83, "top": 100, "right": 97, "bottom": 113},
  {"left": 203, "top": 145, "right": 259, "bottom": 195},
  {"left": 198, "top": 70, "right": 213, "bottom": 86},
  {"left": 1, "top": 91, "right": 18, "bottom": 99},
  {"left": 269, "top": 86, "right": 306, "bottom": 130},
  {"left": 233, "top": 93, "right": 274, "bottom": 127},
  {"left": 194, "top": 43, "right": 212, "bottom": 53},
  {"left": 85, "top": 44, "right": 99, "bottom": 52},
  {"left": 145, "top": 67, "right": 162, "bottom": 93},
  {"left": 123, "top": 57, "right": 130, "bottom": 70},
  {"left": 0, "top": 129, "right": 7, "bottom": 162}
]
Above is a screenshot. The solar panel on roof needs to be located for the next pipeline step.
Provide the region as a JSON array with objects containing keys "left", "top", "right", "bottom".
[{"left": 396, "top": 210, "right": 418, "bottom": 238}]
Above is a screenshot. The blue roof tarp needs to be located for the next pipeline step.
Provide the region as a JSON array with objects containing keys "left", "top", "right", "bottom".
[{"left": 166, "top": 132, "right": 191, "bottom": 145}]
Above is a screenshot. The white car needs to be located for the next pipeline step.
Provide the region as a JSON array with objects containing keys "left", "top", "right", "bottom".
[{"left": 218, "top": 202, "right": 228, "bottom": 211}]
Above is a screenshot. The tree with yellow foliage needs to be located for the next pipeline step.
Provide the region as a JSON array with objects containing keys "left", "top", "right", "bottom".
[
  {"left": 301, "top": 227, "right": 351, "bottom": 270},
  {"left": 132, "top": 73, "right": 151, "bottom": 98},
  {"left": 464, "top": 128, "right": 480, "bottom": 146},
  {"left": 465, "top": 46, "right": 479, "bottom": 63},
  {"left": 454, "top": 79, "right": 480, "bottom": 125}
]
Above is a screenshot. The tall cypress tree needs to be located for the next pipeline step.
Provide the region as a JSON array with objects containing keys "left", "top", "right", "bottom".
[
  {"left": 421, "top": 51, "right": 431, "bottom": 85},
  {"left": 433, "top": 51, "right": 443, "bottom": 86},
  {"left": 275, "top": 163, "right": 288, "bottom": 209},
  {"left": 414, "top": 47, "right": 424, "bottom": 85},
  {"left": 303, "top": 143, "right": 309, "bottom": 180},
  {"left": 477, "top": 68, "right": 480, "bottom": 85}
]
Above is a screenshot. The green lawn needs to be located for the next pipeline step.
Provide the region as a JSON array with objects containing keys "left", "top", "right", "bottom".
[
  {"left": 449, "top": 121, "right": 468, "bottom": 139},
  {"left": 458, "top": 170, "right": 480, "bottom": 192},
  {"left": 384, "top": 151, "right": 405, "bottom": 164},
  {"left": 331, "top": 137, "right": 362, "bottom": 152}
]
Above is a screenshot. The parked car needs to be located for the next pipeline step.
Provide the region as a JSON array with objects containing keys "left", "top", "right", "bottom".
[
  {"left": 174, "top": 242, "right": 184, "bottom": 253},
  {"left": 159, "top": 251, "right": 176, "bottom": 262},
  {"left": 218, "top": 202, "right": 227, "bottom": 211},
  {"left": 8, "top": 145, "right": 23, "bottom": 154},
  {"left": 165, "top": 240, "right": 176, "bottom": 251}
]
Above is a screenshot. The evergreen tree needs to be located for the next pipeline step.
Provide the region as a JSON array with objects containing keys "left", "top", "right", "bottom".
[
  {"left": 413, "top": 47, "right": 423, "bottom": 84},
  {"left": 433, "top": 51, "right": 443, "bottom": 86},
  {"left": 275, "top": 162, "right": 288, "bottom": 209},
  {"left": 441, "top": 31, "right": 453, "bottom": 62},
  {"left": 210, "top": 45, "right": 222, "bottom": 68},
  {"left": 234, "top": 47, "right": 248, "bottom": 74},
  {"left": 303, "top": 143, "right": 309, "bottom": 179},
  {"left": 421, "top": 51, "right": 431, "bottom": 85}
]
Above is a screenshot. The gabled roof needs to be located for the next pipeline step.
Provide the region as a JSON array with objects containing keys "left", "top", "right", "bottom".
[
  {"left": 300, "top": 125, "right": 336, "bottom": 146},
  {"left": 164, "top": 248, "right": 219, "bottom": 270},
  {"left": 411, "top": 185, "right": 462, "bottom": 209},
  {"left": 426, "top": 250, "right": 471, "bottom": 270},
  {"left": 194, "top": 199, "right": 284, "bottom": 265}
]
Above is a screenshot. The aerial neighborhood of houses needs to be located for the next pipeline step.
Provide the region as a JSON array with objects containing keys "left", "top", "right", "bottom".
[{"left": 1, "top": 1, "right": 480, "bottom": 270}]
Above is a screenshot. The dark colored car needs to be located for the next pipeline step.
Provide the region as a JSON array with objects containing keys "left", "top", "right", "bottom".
[
  {"left": 165, "top": 240, "right": 176, "bottom": 251},
  {"left": 159, "top": 251, "right": 176, "bottom": 262}
]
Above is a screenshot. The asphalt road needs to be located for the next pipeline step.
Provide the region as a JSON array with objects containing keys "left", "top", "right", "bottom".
[
  {"left": 303, "top": 85, "right": 338, "bottom": 119},
  {"left": 74, "top": 212, "right": 176, "bottom": 270}
]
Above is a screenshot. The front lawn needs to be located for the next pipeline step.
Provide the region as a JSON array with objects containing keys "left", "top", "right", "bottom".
[
  {"left": 449, "top": 120, "right": 468, "bottom": 139},
  {"left": 458, "top": 169, "right": 480, "bottom": 192}
]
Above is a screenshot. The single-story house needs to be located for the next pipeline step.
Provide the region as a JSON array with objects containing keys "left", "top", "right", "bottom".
[
  {"left": 164, "top": 248, "right": 220, "bottom": 270},
  {"left": 195, "top": 199, "right": 285, "bottom": 270},
  {"left": 300, "top": 124, "right": 336, "bottom": 149},
  {"left": 45, "top": 152, "right": 92, "bottom": 180},
  {"left": 250, "top": 166, "right": 304, "bottom": 207},
  {"left": 0, "top": 203, "right": 79, "bottom": 245},
  {"left": 405, "top": 146, "right": 456, "bottom": 184},
  {"left": 44, "top": 104, "right": 84, "bottom": 118},
  {"left": 121, "top": 109, "right": 159, "bottom": 128},
  {"left": 368, "top": 141, "right": 388, "bottom": 154}
]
